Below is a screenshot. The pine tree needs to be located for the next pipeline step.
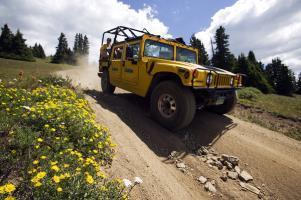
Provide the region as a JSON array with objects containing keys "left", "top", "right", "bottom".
[
  {"left": 211, "top": 26, "right": 232, "bottom": 71},
  {"left": 32, "top": 43, "right": 46, "bottom": 58},
  {"left": 38, "top": 44, "right": 46, "bottom": 58},
  {"left": 0, "top": 24, "right": 14, "bottom": 53},
  {"left": 234, "top": 53, "right": 273, "bottom": 93},
  {"left": 52, "top": 33, "right": 70, "bottom": 64},
  {"left": 265, "top": 58, "right": 295, "bottom": 96},
  {"left": 12, "top": 30, "right": 33, "bottom": 59},
  {"left": 73, "top": 33, "right": 79, "bottom": 55},
  {"left": 190, "top": 35, "right": 209, "bottom": 65},
  {"left": 83, "top": 35, "right": 89, "bottom": 55},
  {"left": 78, "top": 33, "right": 83, "bottom": 55}
]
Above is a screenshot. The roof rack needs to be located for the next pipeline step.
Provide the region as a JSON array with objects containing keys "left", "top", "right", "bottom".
[{"left": 101, "top": 26, "right": 159, "bottom": 45}]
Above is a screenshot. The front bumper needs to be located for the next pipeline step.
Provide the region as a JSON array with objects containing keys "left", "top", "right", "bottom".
[{"left": 193, "top": 88, "right": 236, "bottom": 106}]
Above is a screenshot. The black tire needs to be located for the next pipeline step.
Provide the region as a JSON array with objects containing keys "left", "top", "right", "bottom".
[
  {"left": 150, "top": 81, "right": 196, "bottom": 130},
  {"left": 101, "top": 69, "right": 115, "bottom": 94},
  {"left": 208, "top": 91, "right": 237, "bottom": 114}
]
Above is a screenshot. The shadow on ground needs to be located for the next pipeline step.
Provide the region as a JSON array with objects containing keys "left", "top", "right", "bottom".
[{"left": 85, "top": 89, "right": 236, "bottom": 162}]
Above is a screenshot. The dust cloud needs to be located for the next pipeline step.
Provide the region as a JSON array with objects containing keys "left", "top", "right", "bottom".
[{"left": 57, "top": 56, "right": 100, "bottom": 90}]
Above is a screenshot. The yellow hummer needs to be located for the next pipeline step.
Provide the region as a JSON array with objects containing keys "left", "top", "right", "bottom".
[{"left": 99, "top": 26, "right": 243, "bottom": 130}]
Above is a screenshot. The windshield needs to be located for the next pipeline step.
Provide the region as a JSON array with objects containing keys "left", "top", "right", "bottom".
[
  {"left": 144, "top": 40, "right": 174, "bottom": 60},
  {"left": 176, "top": 47, "right": 197, "bottom": 64}
]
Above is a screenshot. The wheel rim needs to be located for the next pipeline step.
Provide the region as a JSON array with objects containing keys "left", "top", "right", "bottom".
[{"left": 158, "top": 93, "right": 177, "bottom": 118}]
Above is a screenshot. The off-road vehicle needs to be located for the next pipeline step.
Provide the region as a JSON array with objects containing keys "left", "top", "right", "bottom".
[{"left": 98, "top": 26, "right": 243, "bottom": 130}]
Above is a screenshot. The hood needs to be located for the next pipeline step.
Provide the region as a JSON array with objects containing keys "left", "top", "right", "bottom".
[{"left": 155, "top": 60, "right": 236, "bottom": 76}]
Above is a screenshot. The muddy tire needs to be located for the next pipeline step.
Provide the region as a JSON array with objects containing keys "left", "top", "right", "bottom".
[
  {"left": 208, "top": 91, "right": 237, "bottom": 114},
  {"left": 150, "top": 81, "right": 196, "bottom": 130},
  {"left": 101, "top": 69, "right": 115, "bottom": 94}
]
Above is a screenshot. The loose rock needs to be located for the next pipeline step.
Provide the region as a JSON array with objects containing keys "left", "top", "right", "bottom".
[
  {"left": 224, "top": 161, "right": 234, "bottom": 170},
  {"left": 169, "top": 151, "right": 178, "bottom": 159},
  {"left": 239, "top": 182, "right": 260, "bottom": 195},
  {"left": 221, "top": 154, "right": 239, "bottom": 166},
  {"left": 239, "top": 170, "right": 253, "bottom": 182},
  {"left": 204, "top": 181, "right": 217, "bottom": 193},
  {"left": 220, "top": 174, "right": 228, "bottom": 182},
  {"left": 197, "top": 176, "right": 207, "bottom": 184},
  {"left": 196, "top": 146, "right": 209, "bottom": 156},
  {"left": 176, "top": 162, "right": 186, "bottom": 169},
  {"left": 234, "top": 166, "right": 241, "bottom": 174},
  {"left": 227, "top": 171, "right": 238, "bottom": 180}
]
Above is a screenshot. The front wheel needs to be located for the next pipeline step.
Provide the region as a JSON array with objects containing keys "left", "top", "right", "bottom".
[
  {"left": 101, "top": 70, "right": 115, "bottom": 94},
  {"left": 150, "top": 81, "right": 196, "bottom": 130}
]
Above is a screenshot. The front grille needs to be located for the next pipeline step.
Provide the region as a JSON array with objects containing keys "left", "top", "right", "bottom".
[{"left": 216, "top": 75, "right": 231, "bottom": 87}]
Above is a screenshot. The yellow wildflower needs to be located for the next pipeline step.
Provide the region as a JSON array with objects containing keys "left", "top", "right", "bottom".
[
  {"left": 50, "top": 161, "right": 58, "bottom": 165},
  {"left": 36, "top": 172, "right": 46, "bottom": 179},
  {"left": 37, "top": 138, "right": 43, "bottom": 142},
  {"left": 51, "top": 165, "right": 59, "bottom": 172},
  {"left": 57, "top": 187, "right": 63, "bottom": 192},
  {"left": 4, "top": 183, "right": 16, "bottom": 193},
  {"left": 4, "top": 196, "right": 15, "bottom": 200},
  {"left": 40, "top": 156, "right": 47, "bottom": 160},
  {"left": 33, "top": 160, "right": 39, "bottom": 165},
  {"left": 50, "top": 128, "right": 56, "bottom": 132},
  {"left": 44, "top": 124, "right": 49, "bottom": 128},
  {"left": 63, "top": 164, "right": 70, "bottom": 168},
  {"left": 34, "top": 182, "right": 42, "bottom": 187},
  {"left": 52, "top": 176, "right": 60, "bottom": 183},
  {"left": 35, "top": 145, "right": 40, "bottom": 149},
  {"left": 86, "top": 174, "right": 94, "bottom": 184}
]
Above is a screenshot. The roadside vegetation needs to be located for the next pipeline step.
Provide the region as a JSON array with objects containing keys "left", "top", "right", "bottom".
[
  {"left": 0, "top": 58, "right": 74, "bottom": 82},
  {"left": 234, "top": 87, "right": 301, "bottom": 140},
  {"left": 0, "top": 77, "right": 129, "bottom": 199}
]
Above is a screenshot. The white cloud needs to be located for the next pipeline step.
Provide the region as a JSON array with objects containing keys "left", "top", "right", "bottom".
[
  {"left": 195, "top": 0, "right": 301, "bottom": 74},
  {"left": 0, "top": 0, "right": 170, "bottom": 63}
]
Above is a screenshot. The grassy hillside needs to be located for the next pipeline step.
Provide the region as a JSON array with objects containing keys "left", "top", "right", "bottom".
[
  {"left": 237, "top": 87, "right": 301, "bottom": 120},
  {"left": 0, "top": 57, "right": 73, "bottom": 81},
  {"left": 234, "top": 87, "right": 301, "bottom": 140}
]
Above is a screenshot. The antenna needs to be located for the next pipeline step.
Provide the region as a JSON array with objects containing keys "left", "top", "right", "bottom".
[{"left": 210, "top": 38, "right": 215, "bottom": 57}]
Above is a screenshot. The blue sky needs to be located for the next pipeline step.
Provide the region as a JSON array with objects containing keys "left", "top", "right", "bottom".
[{"left": 121, "top": 0, "right": 237, "bottom": 42}]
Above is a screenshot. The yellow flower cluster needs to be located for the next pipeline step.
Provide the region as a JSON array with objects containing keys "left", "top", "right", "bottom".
[
  {"left": 1, "top": 82, "right": 126, "bottom": 198},
  {"left": 0, "top": 183, "right": 16, "bottom": 194},
  {"left": 31, "top": 172, "right": 47, "bottom": 187}
]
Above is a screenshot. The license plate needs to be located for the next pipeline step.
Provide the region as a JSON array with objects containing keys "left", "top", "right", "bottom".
[{"left": 215, "top": 96, "right": 225, "bottom": 105}]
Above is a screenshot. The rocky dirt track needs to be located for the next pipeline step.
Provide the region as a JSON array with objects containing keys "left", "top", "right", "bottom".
[{"left": 58, "top": 68, "right": 301, "bottom": 200}]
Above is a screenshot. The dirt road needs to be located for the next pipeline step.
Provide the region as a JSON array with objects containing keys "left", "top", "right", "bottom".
[{"left": 58, "top": 68, "right": 301, "bottom": 200}]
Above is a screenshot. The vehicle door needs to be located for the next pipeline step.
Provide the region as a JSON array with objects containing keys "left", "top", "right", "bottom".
[
  {"left": 109, "top": 45, "right": 124, "bottom": 81},
  {"left": 122, "top": 42, "right": 140, "bottom": 85}
]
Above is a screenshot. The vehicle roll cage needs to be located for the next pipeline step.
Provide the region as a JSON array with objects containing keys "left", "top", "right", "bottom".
[{"left": 101, "top": 26, "right": 159, "bottom": 45}]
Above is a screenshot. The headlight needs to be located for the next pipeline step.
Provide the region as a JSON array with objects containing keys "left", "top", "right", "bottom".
[{"left": 206, "top": 74, "right": 213, "bottom": 85}]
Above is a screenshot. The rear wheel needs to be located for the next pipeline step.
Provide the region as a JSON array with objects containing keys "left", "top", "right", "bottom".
[
  {"left": 208, "top": 91, "right": 237, "bottom": 114},
  {"left": 101, "top": 69, "right": 115, "bottom": 94},
  {"left": 150, "top": 81, "right": 196, "bottom": 130}
]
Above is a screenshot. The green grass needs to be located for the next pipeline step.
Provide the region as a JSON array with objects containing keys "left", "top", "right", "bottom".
[
  {"left": 0, "top": 57, "right": 74, "bottom": 81},
  {"left": 237, "top": 87, "right": 301, "bottom": 120},
  {"left": 235, "top": 87, "right": 301, "bottom": 140}
]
